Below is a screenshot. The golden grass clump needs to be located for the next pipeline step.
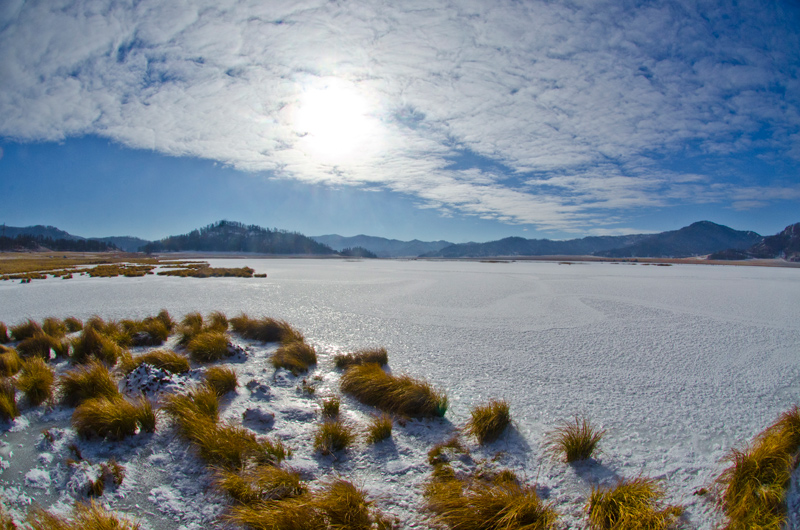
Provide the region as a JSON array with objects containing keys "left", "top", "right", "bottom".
[
  {"left": 271, "top": 340, "right": 317, "bottom": 375},
  {"left": 42, "top": 317, "right": 68, "bottom": 338},
  {"left": 367, "top": 413, "right": 393, "bottom": 444},
  {"left": 120, "top": 349, "right": 190, "bottom": 375},
  {"left": 465, "top": 399, "right": 511, "bottom": 445},
  {"left": 548, "top": 416, "right": 605, "bottom": 463},
  {"left": 334, "top": 347, "right": 389, "bottom": 369},
  {"left": 204, "top": 366, "right": 238, "bottom": 395},
  {"left": 0, "top": 323, "right": 9, "bottom": 344},
  {"left": 215, "top": 465, "right": 306, "bottom": 504},
  {"left": 226, "top": 478, "right": 386, "bottom": 530},
  {"left": 0, "top": 347, "right": 21, "bottom": 377},
  {"left": 587, "top": 477, "right": 683, "bottom": 530},
  {"left": 16, "top": 357, "right": 55, "bottom": 406},
  {"left": 320, "top": 397, "right": 340, "bottom": 418},
  {"left": 26, "top": 500, "right": 140, "bottom": 530},
  {"left": 207, "top": 311, "right": 229, "bottom": 332},
  {"left": 70, "top": 326, "right": 123, "bottom": 365},
  {"left": 155, "top": 309, "right": 175, "bottom": 332},
  {"left": 340, "top": 363, "right": 448, "bottom": 418},
  {"left": 16, "top": 333, "right": 65, "bottom": 359},
  {"left": 187, "top": 331, "right": 230, "bottom": 363},
  {"left": 716, "top": 406, "right": 800, "bottom": 529},
  {"left": 58, "top": 361, "right": 120, "bottom": 407},
  {"left": 428, "top": 436, "right": 468, "bottom": 466},
  {"left": 230, "top": 314, "right": 302, "bottom": 343},
  {"left": 313, "top": 419, "right": 355, "bottom": 455},
  {"left": 187, "top": 419, "right": 286, "bottom": 470},
  {"left": 120, "top": 317, "right": 170, "bottom": 347},
  {"left": 64, "top": 317, "right": 83, "bottom": 333},
  {"left": 0, "top": 379, "right": 19, "bottom": 421},
  {"left": 177, "top": 312, "right": 204, "bottom": 345},
  {"left": 72, "top": 395, "right": 156, "bottom": 439},
  {"left": 10, "top": 319, "right": 42, "bottom": 341},
  {"left": 162, "top": 386, "right": 220, "bottom": 434},
  {"left": 424, "top": 468, "right": 559, "bottom": 530}
]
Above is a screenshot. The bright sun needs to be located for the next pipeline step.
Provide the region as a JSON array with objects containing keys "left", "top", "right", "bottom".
[{"left": 294, "top": 79, "right": 381, "bottom": 163}]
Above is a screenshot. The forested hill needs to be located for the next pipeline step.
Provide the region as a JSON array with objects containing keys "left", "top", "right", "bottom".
[
  {"left": 141, "top": 220, "right": 336, "bottom": 255},
  {"left": 0, "top": 234, "right": 117, "bottom": 252}
]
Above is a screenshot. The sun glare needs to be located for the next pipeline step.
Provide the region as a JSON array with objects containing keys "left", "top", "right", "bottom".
[{"left": 294, "top": 79, "right": 382, "bottom": 163}]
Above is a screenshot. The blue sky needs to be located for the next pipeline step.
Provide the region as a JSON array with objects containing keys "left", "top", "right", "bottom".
[{"left": 1, "top": 0, "right": 799, "bottom": 243}]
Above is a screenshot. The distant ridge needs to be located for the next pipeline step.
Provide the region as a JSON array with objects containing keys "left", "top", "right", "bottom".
[
  {"left": 142, "top": 220, "right": 336, "bottom": 255},
  {"left": 2, "top": 225, "right": 152, "bottom": 252},
  {"left": 422, "top": 234, "right": 651, "bottom": 258},
  {"left": 312, "top": 234, "right": 452, "bottom": 258},
  {"left": 710, "top": 223, "right": 800, "bottom": 262}
]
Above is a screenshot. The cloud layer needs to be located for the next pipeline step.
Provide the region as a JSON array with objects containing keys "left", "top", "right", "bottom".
[{"left": 2, "top": 0, "right": 799, "bottom": 232}]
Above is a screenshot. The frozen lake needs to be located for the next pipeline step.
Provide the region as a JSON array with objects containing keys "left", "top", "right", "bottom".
[{"left": 1, "top": 258, "right": 799, "bottom": 527}]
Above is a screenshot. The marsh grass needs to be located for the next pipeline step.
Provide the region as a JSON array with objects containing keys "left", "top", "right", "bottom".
[
  {"left": 207, "top": 311, "right": 229, "bottom": 332},
  {"left": 72, "top": 395, "right": 156, "bottom": 439},
  {"left": 424, "top": 468, "right": 558, "bottom": 530},
  {"left": 0, "top": 323, "right": 9, "bottom": 344},
  {"left": 188, "top": 419, "right": 284, "bottom": 469},
  {"left": 120, "top": 349, "right": 190, "bottom": 375},
  {"left": 0, "top": 379, "right": 18, "bottom": 421},
  {"left": 428, "top": 436, "right": 468, "bottom": 466},
  {"left": 155, "top": 310, "right": 175, "bottom": 332},
  {"left": 226, "top": 478, "right": 385, "bottom": 530},
  {"left": 64, "top": 317, "right": 83, "bottom": 333},
  {"left": 70, "top": 326, "right": 123, "bottom": 365},
  {"left": 716, "top": 406, "right": 800, "bottom": 529},
  {"left": 314, "top": 419, "right": 355, "bottom": 455},
  {"left": 340, "top": 363, "right": 448, "bottom": 418},
  {"left": 42, "top": 317, "right": 67, "bottom": 338},
  {"left": 271, "top": 340, "right": 317, "bottom": 375},
  {"left": 16, "top": 357, "right": 54, "bottom": 406},
  {"left": 16, "top": 333, "right": 63, "bottom": 359},
  {"left": 230, "top": 314, "right": 301, "bottom": 343},
  {"left": 367, "top": 413, "right": 393, "bottom": 444},
  {"left": 10, "top": 319, "right": 42, "bottom": 342},
  {"left": 101, "top": 458, "right": 126, "bottom": 487},
  {"left": 320, "top": 397, "right": 340, "bottom": 418},
  {"left": 27, "top": 500, "right": 141, "bottom": 530},
  {"left": 187, "top": 331, "right": 230, "bottom": 363},
  {"left": 204, "top": 366, "right": 238, "bottom": 396},
  {"left": 177, "top": 312, "right": 204, "bottom": 346},
  {"left": 334, "top": 347, "right": 389, "bottom": 369},
  {"left": 215, "top": 465, "right": 306, "bottom": 504},
  {"left": 120, "top": 317, "right": 170, "bottom": 347},
  {"left": 548, "top": 416, "right": 605, "bottom": 463},
  {"left": 465, "top": 399, "right": 511, "bottom": 444},
  {"left": 162, "top": 386, "right": 220, "bottom": 433},
  {"left": 587, "top": 477, "right": 683, "bottom": 530},
  {"left": 0, "top": 347, "right": 21, "bottom": 376},
  {"left": 58, "top": 361, "right": 120, "bottom": 407}
]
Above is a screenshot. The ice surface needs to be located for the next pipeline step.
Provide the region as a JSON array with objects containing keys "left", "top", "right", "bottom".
[{"left": 0, "top": 259, "right": 799, "bottom": 527}]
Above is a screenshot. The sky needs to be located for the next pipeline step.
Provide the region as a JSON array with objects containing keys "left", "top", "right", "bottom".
[{"left": 1, "top": 0, "right": 799, "bottom": 243}]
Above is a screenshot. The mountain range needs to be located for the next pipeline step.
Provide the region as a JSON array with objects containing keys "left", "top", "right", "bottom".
[{"left": 3, "top": 220, "right": 799, "bottom": 261}]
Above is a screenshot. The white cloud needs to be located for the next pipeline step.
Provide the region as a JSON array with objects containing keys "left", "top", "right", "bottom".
[{"left": 0, "top": 0, "right": 798, "bottom": 231}]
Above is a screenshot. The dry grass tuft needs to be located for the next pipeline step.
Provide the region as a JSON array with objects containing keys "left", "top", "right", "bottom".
[
  {"left": 27, "top": 499, "right": 141, "bottom": 530},
  {"left": 428, "top": 436, "right": 468, "bottom": 466},
  {"left": 367, "top": 413, "right": 393, "bottom": 444},
  {"left": 10, "top": 319, "right": 42, "bottom": 341},
  {"left": 334, "top": 347, "right": 389, "bottom": 369},
  {"left": 320, "top": 396, "right": 340, "bottom": 418},
  {"left": 72, "top": 395, "right": 156, "bottom": 439},
  {"left": 548, "top": 416, "right": 605, "bottom": 463},
  {"left": 0, "top": 347, "right": 21, "bottom": 377},
  {"left": 16, "top": 333, "right": 64, "bottom": 359},
  {"left": 58, "top": 361, "right": 120, "bottom": 407},
  {"left": 204, "top": 366, "right": 238, "bottom": 396},
  {"left": 42, "top": 317, "right": 68, "bottom": 338},
  {"left": 162, "top": 386, "right": 220, "bottom": 433},
  {"left": 716, "top": 406, "right": 800, "bottom": 529},
  {"left": 0, "top": 379, "right": 19, "bottom": 421},
  {"left": 215, "top": 465, "right": 306, "bottom": 504},
  {"left": 340, "top": 363, "right": 448, "bottom": 418},
  {"left": 187, "top": 331, "right": 230, "bottom": 363},
  {"left": 120, "top": 349, "right": 190, "bottom": 375},
  {"left": 465, "top": 399, "right": 511, "bottom": 444},
  {"left": 64, "top": 316, "right": 84, "bottom": 333},
  {"left": 271, "top": 340, "right": 317, "bottom": 375},
  {"left": 314, "top": 419, "right": 355, "bottom": 455},
  {"left": 226, "top": 478, "right": 386, "bottom": 530},
  {"left": 230, "top": 314, "right": 302, "bottom": 343},
  {"left": 155, "top": 309, "right": 175, "bottom": 332},
  {"left": 207, "top": 311, "right": 229, "bottom": 332},
  {"left": 120, "top": 317, "right": 170, "bottom": 347},
  {"left": 188, "top": 419, "right": 284, "bottom": 470},
  {"left": 70, "top": 326, "right": 123, "bottom": 365},
  {"left": 424, "top": 467, "right": 559, "bottom": 530},
  {"left": 587, "top": 477, "right": 683, "bottom": 529},
  {"left": 16, "top": 357, "right": 55, "bottom": 406},
  {"left": 177, "top": 312, "right": 205, "bottom": 346},
  {"left": 0, "top": 323, "right": 9, "bottom": 344}
]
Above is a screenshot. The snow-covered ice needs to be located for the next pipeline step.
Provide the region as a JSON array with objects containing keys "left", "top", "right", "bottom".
[{"left": 0, "top": 258, "right": 799, "bottom": 528}]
